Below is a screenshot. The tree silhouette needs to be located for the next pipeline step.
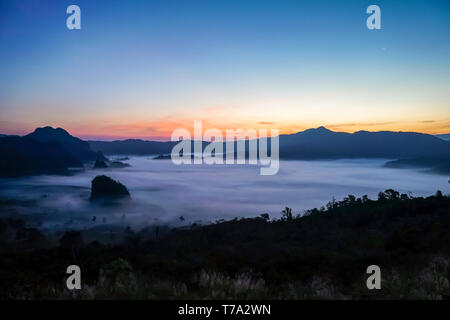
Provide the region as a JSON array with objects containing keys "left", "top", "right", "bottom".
[{"left": 281, "top": 207, "right": 293, "bottom": 220}]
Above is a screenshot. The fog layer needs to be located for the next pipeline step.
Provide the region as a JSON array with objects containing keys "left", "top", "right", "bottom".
[{"left": 0, "top": 157, "right": 448, "bottom": 231}]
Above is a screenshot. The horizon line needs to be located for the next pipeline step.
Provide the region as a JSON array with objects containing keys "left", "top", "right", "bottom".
[{"left": 1, "top": 125, "right": 449, "bottom": 142}]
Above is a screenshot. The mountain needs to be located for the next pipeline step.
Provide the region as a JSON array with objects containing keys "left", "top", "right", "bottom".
[
  {"left": 26, "top": 127, "right": 105, "bottom": 161},
  {"left": 89, "top": 139, "right": 177, "bottom": 155},
  {"left": 279, "top": 127, "right": 450, "bottom": 159},
  {"left": 385, "top": 153, "right": 450, "bottom": 174},
  {"left": 89, "top": 127, "right": 450, "bottom": 160},
  {"left": 0, "top": 134, "right": 19, "bottom": 138},
  {"left": 435, "top": 133, "right": 450, "bottom": 141},
  {"left": 0, "top": 136, "right": 82, "bottom": 177}
]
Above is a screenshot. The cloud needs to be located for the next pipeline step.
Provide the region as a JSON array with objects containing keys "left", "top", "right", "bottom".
[{"left": 258, "top": 121, "right": 276, "bottom": 125}]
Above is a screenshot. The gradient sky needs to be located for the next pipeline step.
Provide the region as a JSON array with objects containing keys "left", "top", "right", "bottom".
[{"left": 1, "top": 0, "right": 449, "bottom": 140}]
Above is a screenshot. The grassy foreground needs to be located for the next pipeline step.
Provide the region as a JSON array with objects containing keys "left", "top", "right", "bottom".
[{"left": 1, "top": 189, "right": 449, "bottom": 299}]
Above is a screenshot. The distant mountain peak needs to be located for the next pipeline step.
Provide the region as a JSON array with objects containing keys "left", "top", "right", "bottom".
[
  {"left": 26, "top": 126, "right": 105, "bottom": 161},
  {"left": 33, "top": 126, "right": 70, "bottom": 136},
  {"left": 315, "top": 126, "right": 332, "bottom": 132},
  {"left": 301, "top": 126, "right": 334, "bottom": 134}
]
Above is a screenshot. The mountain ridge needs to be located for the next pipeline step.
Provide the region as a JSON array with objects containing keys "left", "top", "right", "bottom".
[
  {"left": 26, "top": 126, "right": 106, "bottom": 161},
  {"left": 2, "top": 126, "right": 449, "bottom": 177},
  {"left": 0, "top": 136, "right": 82, "bottom": 177},
  {"left": 0, "top": 126, "right": 106, "bottom": 177},
  {"left": 88, "top": 126, "right": 450, "bottom": 160}
]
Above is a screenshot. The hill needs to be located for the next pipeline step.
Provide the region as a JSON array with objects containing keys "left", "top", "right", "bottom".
[
  {"left": 279, "top": 127, "right": 450, "bottom": 159},
  {"left": 89, "top": 127, "right": 450, "bottom": 159},
  {"left": 0, "top": 136, "right": 82, "bottom": 177},
  {"left": 384, "top": 153, "right": 450, "bottom": 174},
  {"left": 0, "top": 190, "right": 449, "bottom": 299},
  {"left": 90, "top": 175, "right": 131, "bottom": 202},
  {"left": 26, "top": 126, "right": 105, "bottom": 161}
]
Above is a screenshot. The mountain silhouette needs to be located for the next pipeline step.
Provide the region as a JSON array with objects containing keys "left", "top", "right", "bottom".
[
  {"left": 26, "top": 126, "right": 105, "bottom": 161},
  {"left": 279, "top": 127, "right": 450, "bottom": 159},
  {"left": 3, "top": 126, "right": 449, "bottom": 177},
  {"left": 0, "top": 136, "right": 82, "bottom": 177},
  {"left": 89, "top": 126, "right": 450, "bottom": 159},
  {"left": 90, "top": 175, "right": 131, "bottom": 202}
]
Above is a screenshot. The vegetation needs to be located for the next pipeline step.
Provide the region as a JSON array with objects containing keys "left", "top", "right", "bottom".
[
  {"left": 90, "top": 175, "right": 131, "bottom": 202},
  {"left": 0, "top": 190, "right": 449, "bottom": 299}
]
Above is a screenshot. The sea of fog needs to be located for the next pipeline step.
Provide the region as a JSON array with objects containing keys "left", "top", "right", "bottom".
[{"left": 0, "top": 157, "right": 449, "bottom": 232}]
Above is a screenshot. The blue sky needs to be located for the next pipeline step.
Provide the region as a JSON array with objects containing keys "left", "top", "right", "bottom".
[{"left": 0, "top": 0, "right": 449, "bottom": 139}]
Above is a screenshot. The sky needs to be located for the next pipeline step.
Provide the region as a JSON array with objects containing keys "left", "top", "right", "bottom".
[{"left": 0, "top": 0, "right": 449, "bottom": 140}]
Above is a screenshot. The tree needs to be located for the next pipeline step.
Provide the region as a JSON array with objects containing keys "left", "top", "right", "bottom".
[
  {"left": 384, "top": 189, "right": 400, "bottom": 201},
  {"left": 60, "top": 231, "right": 84, "bottom": 260},
  {"left": 281, "top": 207, "right": 293, "bottom": 221}
]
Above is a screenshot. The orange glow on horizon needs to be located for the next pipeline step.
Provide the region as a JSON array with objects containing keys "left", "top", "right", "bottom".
[
  {"left": 26, "top": 120, "right": 450, "bottom": 141},
  {"left": 2, "top": 115, "right": 449, "bottom": 141}
]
